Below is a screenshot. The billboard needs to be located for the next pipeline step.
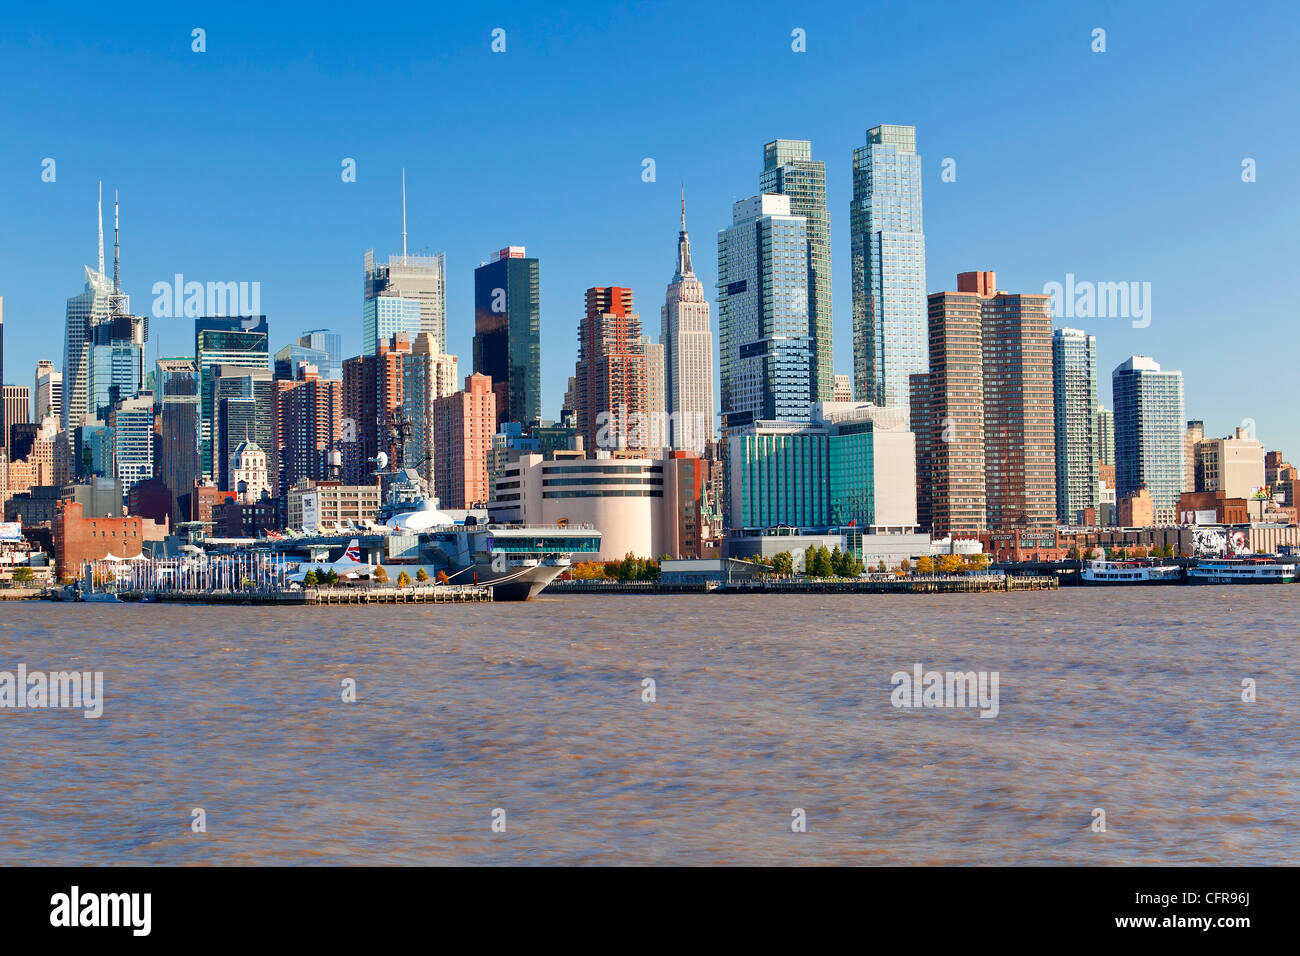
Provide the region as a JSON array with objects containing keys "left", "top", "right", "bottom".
[
  {"left": 0, "top": 522, "right": 22, "bottom": 542},
  {"left": 301, "top": 493, "right": 319, "bottom": 533},
  {"left": 1193, "top": 528, "right": 1227, "bottom": 557}
]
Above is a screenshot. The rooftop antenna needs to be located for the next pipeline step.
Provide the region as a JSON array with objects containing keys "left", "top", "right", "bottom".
[
  {"left": 97, "top": 181, "right": 105, "bottom": 276},
  {"left": 681, "top": 182, "right": 686, "bottom": 231},
  {"left": 401, "top": 168, "right": 408, "bottom": 261}
]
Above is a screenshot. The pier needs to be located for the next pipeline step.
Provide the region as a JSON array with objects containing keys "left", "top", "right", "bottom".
[
  {"left": 545, "top": 574, "right": 1057, "bottom": 595},
  {"left": 114, "top": 585, "right": 493, "bottom": 605}
]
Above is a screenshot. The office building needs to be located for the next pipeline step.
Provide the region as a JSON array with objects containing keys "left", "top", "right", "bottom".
[
  {"left": 473, "top": 246, "right": 541, "bottom": 427},
  {"left": 717, "top": 194, "right": 811, "bottom": 435},
  {"left": 401, "top": 333, "right": 459, "bottom": 489},
  {"left": 195, "top": 316, "right": 269, "bottom": 479},
  {"left": 761, "top": 139, "right": 833, "bottom": 402},
  {"left": 272, "top": 364, "right": 345, "bottom": 497},
  {"left": 660, "top": 192, "right": 715, "bottom": 455},
  {"left": 364, "top": 242, "right": 446, "bottom": 354},
  {"left": 1195, "top": 427, "right": 1265, "bottom": 499},
  {"left": 1183, "top": 420, "right": 1204, "bottom": 493}
]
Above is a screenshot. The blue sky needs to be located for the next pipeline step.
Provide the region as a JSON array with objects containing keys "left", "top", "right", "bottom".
[{"left": 2, "top": 1, "right": 1297, "bottom": 451}]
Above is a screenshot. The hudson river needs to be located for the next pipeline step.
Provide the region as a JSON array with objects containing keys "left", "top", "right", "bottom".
[{"left": 2, "top": 588, "right": 1296, "bottom": 865}]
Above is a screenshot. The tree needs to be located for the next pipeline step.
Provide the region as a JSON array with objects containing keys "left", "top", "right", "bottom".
[
  {"left": 771, "top": 552, "right": 794, "bottom": 576},
  {"left": 967, "top": 553, "right": 990, "bottom": 572},
  {"left": 397, "top": 570, "right": 411, "bottom": 587},
  {"left": 938, "top": 554, "right": 964, "bottom": 575},
  {"left": 810, "top": 546, "right": 834, "bottom": 578},
  {"left": 373, "top": 565, "right": 389, "bottom": 584},
  {"left": 324, "top": 568, "right": 340, "bottom": 586},
  {"left": 876, "top": 559, "right": 887, "bottom": 573},
  {"left": 916, "top": 555, "right": 934, "bottom": 575},
  {"left": 830, "top": 546, "right": 845, "bottom": 576},
  {"left": 416, "top": 568, "right": 429, "bottom": 583},
  {"left": 898, "top": 558, "right": 911, "bottom": 575},
  {"left": 303, "top": 569, "right": 319, "bottom": 586},
  {"left": 11, "top": 567, "right": 35, "bottom": 586}
]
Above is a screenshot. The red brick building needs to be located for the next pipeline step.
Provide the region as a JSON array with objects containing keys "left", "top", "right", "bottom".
[
  {"left": 432, "top": 373, "right": 496, "bottom": 509},
  {"left": 53, "top": 500, "right": 144, "bottom": 580},
  {"left": 573, "top": 287, "right": 649, "bottom": 454}
]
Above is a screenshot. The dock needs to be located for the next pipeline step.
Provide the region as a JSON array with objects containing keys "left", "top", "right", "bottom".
[
  {"left": 113, "top": 585, "right": 493, "bottom": 605},
  {"left": 545, "top": 575, "right": 1057, "bottom": 595}
]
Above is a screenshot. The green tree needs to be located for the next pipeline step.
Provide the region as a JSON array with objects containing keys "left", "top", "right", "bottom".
[
  {"left": 876, "top": 559, "right": 887, "bottom": 573},
  {"left": 324, "top": 568, "right": 340, "bottom": 586},
  {"left": 416, "top": 568, "right": 429, "bottom": 583},
  {"left": 11, "top": 567, "right": 35, "bottom": 585},
  {"left": 830, "top": 546, "right": 845, "bottom": 576},
  {"left": 810, "top": 546, "right": 834, "bottom": 578},
  {"left": 771, "top": 551, "right": 794, "bottom": 576},
  {"left": 303, "top": 569, "right": 318, "bottom": 586}
]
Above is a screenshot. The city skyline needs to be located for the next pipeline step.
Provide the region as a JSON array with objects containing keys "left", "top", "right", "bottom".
[{"left": 1, "top": 2, "right": 1294, "bottom": 454}]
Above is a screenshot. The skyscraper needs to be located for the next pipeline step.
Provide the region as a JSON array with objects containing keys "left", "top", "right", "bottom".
[
  {"left": 851, "top": 124, "right": 926, "bottom": 417},
  {"left": 363, "top": 176, "right": 446, "bottom": 353},
  {"left": 920, "top": 272, "right": 1056, "bottom": 536},
  {"left": 1052, "top": 327, "right": 1099, "bottom": 523},
  {"left": 212, "top": 365, "right": 273, "bottom": 492},
  {"left": 109, "top": 393, "right": 154, "bottom": 495},
  {"left": 156, "top": 357, "right": 200, "bottom": 526},
  {"left": 761, "top": 140, "right": 832, "bottom": 402},
  {"left": 361, "top": 291, "right": 421, "bottom": 358},
  {"left": 275, "top": 329, "right": 342, "bottom": 382},
  {"left": 573, "top": 287, "right": 648, "bottom": 454},
  {"left": 641, "top": 335, "right": 666, "bottom": 455},
  {"left": 2, "top": 385, "right": 31, "bottom": 449},
  {"left": 660, "top": 191, "right": 714, "bottom": 455},
  {"left": 1096, "top": 404, "right": 1115, "bottom": 467},
  {"left": 473, "top": 246, "right": 541, "bottom": 427},
  {"left": 1112, "top": 355, "right": 1186, "bottom": 514},
  {"left": 1183, "top": 420, "right": 1204, "bottom": 493},
  {"left": 62, "top": 186, "right": 114, "bottom": 444},
  {"left": 717, "top": 194, "right": 811, "bottom": 434},
  {"left": 272, "top": 364, "right": 344, "bottom": 496},
  {"left": 195, "top": 316, "right": 270, "bottom": 480}
]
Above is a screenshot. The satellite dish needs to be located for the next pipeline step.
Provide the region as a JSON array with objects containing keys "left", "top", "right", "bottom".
[{"left": 375, "top": 451, "right": 389, "bottom": 470}]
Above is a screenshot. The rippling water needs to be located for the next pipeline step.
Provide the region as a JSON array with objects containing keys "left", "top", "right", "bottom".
[{"left": 1, "top": 588, "right": 1296, "bottom": 865}]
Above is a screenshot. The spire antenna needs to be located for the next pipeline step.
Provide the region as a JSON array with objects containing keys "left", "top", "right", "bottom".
[
  {"left": 681, "top": 183, "right": 686, "bottom": 231},
  {"left": 113, "top": 190, "right": 120, "bottom": 293},
  {"left": 401, "top": 168, "right": 408, "bottom": 260},
  {"left": 97, "top": 181, "right": 105, "bottom": 276}
]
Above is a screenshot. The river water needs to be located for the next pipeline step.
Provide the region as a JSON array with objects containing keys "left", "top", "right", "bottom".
[{"left": 1, "top": 588, "right": 1295, "bottom": 864}]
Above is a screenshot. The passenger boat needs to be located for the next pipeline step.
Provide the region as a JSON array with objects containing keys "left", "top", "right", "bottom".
[
  {"left": 1187, "top": 556, "right": 1295, "bottom": 585},
  {"left": 1080, "top": 559, "right": 1182, "bottom": 585}
]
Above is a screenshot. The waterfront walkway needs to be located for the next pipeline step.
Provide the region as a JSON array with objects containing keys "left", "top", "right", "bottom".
[{"left": 112, "top": 584, "right": 493, "bottom": 605}]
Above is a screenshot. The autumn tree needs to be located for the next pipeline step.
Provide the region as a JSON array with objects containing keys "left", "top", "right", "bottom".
[{"left": 373, "top": 565, "right": 389, "bottom": 584}]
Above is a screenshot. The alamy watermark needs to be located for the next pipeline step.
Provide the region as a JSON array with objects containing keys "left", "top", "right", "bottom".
[
  {"left": 890, "top": 663, "right": 999, "bottom": 718},
  {"left": 0, "top": 665, "right": 104, "bottom": 718},
  {"left": 151, "top": 274, "right": 260, "bottom": 318},
  {"left": 1042, "top": 273, "right": 1151, "bottom": 328}
]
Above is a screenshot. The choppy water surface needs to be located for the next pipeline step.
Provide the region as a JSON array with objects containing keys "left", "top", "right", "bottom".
[{"left": 1, "top": 588, "right": 1296, "bottom": 865}]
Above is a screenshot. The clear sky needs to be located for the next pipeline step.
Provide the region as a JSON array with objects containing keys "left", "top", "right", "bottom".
[{"left": 2, "top": 1, "right": 1297, "bottom": 451}]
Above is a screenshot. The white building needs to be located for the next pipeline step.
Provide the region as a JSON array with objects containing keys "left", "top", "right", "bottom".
[{"left": 230, "top": 439, "right": 271, "bottom": 503}]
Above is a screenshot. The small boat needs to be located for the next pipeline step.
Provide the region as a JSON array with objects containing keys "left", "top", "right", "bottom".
[
  {"left": 1081, "top": 559, "right": 1182, "bottom": 585},
  {"left": 1187, "top": 556, "right": 1295, "bottom": 585}
]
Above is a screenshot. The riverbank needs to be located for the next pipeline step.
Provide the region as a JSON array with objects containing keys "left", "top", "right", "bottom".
[{"left": 546, "top": 574, "right": 1058, "bottom": 594}]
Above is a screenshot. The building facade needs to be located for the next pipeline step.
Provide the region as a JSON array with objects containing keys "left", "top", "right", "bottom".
[
  {"left": 573, "top": 287, "right": 648, "bottom": 455},
  {"left": 473, "top": 246, "right": 541, "bottom": 427},
  {"left": 660, "top": 194, "right": 715, "bottom": 456},
  {"left": 761, "top": 139, "right": 832, "bottom": 402},
  {"left": 1052, "top": 327, "right": 1100, "bottom": 523},
  {"left": 851, "top": 124, "right": 926, "bottom": 417},
  {"left": 431, "top": 373, "right": 496, "bottom": 509},
  {"left": 1112, "top": 356, "right": 1185, "bottom": 511}
]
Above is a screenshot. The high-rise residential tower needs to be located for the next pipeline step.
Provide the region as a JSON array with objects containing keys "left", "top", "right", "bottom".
[
  {"left": 573, "top": 287, "right": 648, "bottom": 454},
  {"left": 1182, "top": 420, "right": 1204, "bottom": 493},
  {"left": 1096, "top": 405, "right": 1115, "bottom": 467},
  {"left": 761, "top": 140, "right": 832, "bottom": 402},
  {"left": 473, "top": 246, "right": 541, "bottom": 428},
  {"left": 717, "top": 194, "right": 811, "bottom": 434},
  {"left": 660, "top": 191, "right": 715, "bottom": 455},
  {"left": 1052, "top": 327, "right": 1100, "bottom": 523},
  {"left": 402, "top": 332, "right": 459, "bottom": 489},
  {"left": 851, "top": 125, "right": 926, "bottom": 418},
  {"left": 919, "top": 272, "right": 1055, "bottom": 536},
  {"left": 1112, "top": 356, "right": 1186, "bottom": 515}
]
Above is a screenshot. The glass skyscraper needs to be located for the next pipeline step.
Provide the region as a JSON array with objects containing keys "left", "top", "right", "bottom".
[
  {"left": 275, "top": 329, "right": 342, "bottom": 381},
  {"left": 63, "top": 266, "right": 112, "bottom": 439},
  {"left": 1052, "top": 327, "right": 1100, "bottom": 523},
  {"left": 362, "top": 294, "right": 421, "bottom": 358},
  {"left": 717, "top": 194, "right": 811, "bottom": 434},
  {"left": 851, "top": 124, "right": 927, "bottom": 419},
  {"left": 761, "top": 140, "right": 832, "bottom": 403},
  {"left": 1112, "top": 356, "right": 1185, "bottom": 510},
  {"left": 195, "top": 316, "right": 269, "bottom": 480},
  {"left": 473, "top": 246, "right": 541, "bottom": 427},
  {"left": 363, "top": 250, "right": 446, "bottom": 354}
]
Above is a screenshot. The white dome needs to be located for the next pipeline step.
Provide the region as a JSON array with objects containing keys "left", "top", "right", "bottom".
[{"left": 386, "top": 507, "right": 453, "bottom": 532}]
